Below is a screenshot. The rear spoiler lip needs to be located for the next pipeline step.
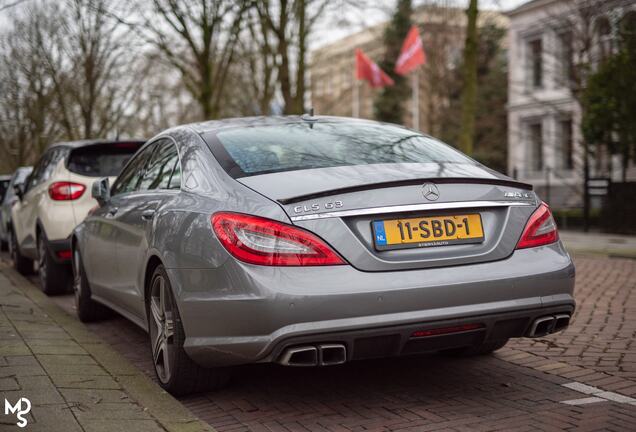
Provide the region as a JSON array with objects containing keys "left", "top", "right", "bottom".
[{"left": 277, "top": 177, "right": 533, "bottom": 205}]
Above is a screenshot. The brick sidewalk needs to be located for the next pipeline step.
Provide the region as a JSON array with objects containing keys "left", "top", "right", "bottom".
[
  {"left": 0, "top": 262, "right": 212, "bottom": 432},
  {"left": 41, "top": 255, "right": 636, "bottom": 432}
]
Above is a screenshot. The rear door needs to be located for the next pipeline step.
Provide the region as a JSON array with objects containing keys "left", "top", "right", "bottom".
[
  {"left": 13, "top": 148, "right": 67, "bottom": 257},
  {"left": 83, "top": 144, "right": 154, "bottom": 298}
]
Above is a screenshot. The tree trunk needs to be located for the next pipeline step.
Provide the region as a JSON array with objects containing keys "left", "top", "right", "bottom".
[{"left": 458, "top": 0, "right": 478, "bottom": 155}]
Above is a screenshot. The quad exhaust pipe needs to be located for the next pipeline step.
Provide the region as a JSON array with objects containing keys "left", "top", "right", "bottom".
[
  {"left": 527, "top": 313, "right": 571, "bottom": 337},
  {"left": 278, "top": 344, "right": 347, "bottom": 366}
]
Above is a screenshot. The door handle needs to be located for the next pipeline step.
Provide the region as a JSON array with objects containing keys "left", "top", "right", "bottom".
[
  {"left": 107, "top": 207, "right": 119, "bottom": 216},
  {"left": 141, "top": 209, "right": 156, "bottom": 220}
]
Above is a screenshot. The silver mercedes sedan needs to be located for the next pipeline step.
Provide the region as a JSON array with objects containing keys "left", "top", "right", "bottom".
[{"left": 72, "top": 116, "right": 575, "bottom": 395}]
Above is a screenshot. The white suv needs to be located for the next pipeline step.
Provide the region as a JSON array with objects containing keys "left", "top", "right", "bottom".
[{"left": 10, "top": 140, "right": 144, "bottom": 294}]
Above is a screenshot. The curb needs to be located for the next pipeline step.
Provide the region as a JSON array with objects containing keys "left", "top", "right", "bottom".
[{"left": 1, "top": 261, "right": 215, "bottom": 432}]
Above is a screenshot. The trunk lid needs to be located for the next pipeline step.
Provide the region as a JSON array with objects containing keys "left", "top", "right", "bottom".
[{"left": 238, "top": 163, "right": 538, "bottom": 271}]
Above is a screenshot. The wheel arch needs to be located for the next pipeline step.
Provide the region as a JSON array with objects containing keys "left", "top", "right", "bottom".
[{"left": 144, "top": 255, "right": 164, "bottom": 302}]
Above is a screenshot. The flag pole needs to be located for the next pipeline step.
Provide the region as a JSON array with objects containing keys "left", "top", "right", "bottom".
[
  {"left": 412, "top": 69, "right": 419, "bottom": 131},
  {"left": 352, "top": 68, "right": 360, "bottom": 118}
]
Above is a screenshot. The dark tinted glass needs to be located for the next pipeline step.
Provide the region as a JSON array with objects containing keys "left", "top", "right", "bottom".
[
  {"left": 139, "top": 140, "right": 180, "bottom": 191},
  {"left": 111, "top": 145, "right": 154, "bottom": 196},
  {"left": 214, "top": 122, "right": 472, "bottom": 177},
  {"left": 0, "top": 180, "right": 9, "bottom": 201},
  {"left": 68, "top": 142, "right": 144, "bottom": 177}
]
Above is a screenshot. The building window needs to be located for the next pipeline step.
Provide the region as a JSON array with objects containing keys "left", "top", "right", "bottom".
[
  {"left": 558, "top": 31, "right": 574, "bottom": 86},
  {"left": 528, "top": 122, "right": 543, "bottom": 172},
  {"left": 595, "top": 16, "right": 612, "bottom": 60},
  {"left": 528, "top": 38, "right": 543, "bottom": 88},
  {"left": 557, "top": 118, "right": 574, "bottom": 170}
]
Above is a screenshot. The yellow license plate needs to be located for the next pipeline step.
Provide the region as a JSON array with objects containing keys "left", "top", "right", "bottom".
[{"left": 372, "top": 214, "right": 484, "bottom": 250}]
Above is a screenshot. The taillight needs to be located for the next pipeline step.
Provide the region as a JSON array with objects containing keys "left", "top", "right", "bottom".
[
  {"left": 211, "top": 212, "right": 346, "bottom": 266},
  {"left": 48, "top": 182, "right": 86, "bottom": 201},
  {"left": 516, "top": 202, "right": 559, "bottom": 249}
]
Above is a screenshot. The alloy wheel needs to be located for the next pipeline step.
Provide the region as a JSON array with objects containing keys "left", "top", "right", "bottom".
[{"left": 149, "top": 275, "right": 175, "bottom": 384}]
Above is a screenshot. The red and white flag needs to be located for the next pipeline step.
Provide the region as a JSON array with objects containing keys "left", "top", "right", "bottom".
[
  {"left": 395, "top": 26, "right": 426, "bottom": 76},
  {"left": 355, "top": 48, "right": 394, "bottom": 88}
]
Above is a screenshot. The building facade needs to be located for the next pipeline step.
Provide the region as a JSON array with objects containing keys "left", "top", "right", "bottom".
[
  {"left": 310, "top": 5, "right": 507, "bottom": 136},
  {"left": 507, "top": 0, "right": 636, "bottom": 209}
]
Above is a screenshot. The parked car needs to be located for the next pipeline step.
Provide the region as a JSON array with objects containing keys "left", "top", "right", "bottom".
[
  {"left": 11, "top": 140, "right": 145, "bottom": 294},
  {"left": 0, "top": 167, "right": 33, "bottom": 251},
  {"left": 72, "top": 116, "right": 575, "bottom": 395}
]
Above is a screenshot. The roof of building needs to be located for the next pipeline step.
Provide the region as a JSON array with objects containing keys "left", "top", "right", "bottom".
[{"left": 506, "top": 0, "right": 560, "bottom": 17}]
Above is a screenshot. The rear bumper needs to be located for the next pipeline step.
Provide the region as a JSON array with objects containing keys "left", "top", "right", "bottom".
[
  {"left": 172, "top": 242, "right": 575, "bottom": 367},
  {"left": 267, "top": 305, "right": 574, "bottom": 364}
]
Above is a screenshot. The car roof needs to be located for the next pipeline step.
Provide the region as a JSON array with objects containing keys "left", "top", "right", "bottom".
[
  {"left": 184, "top": 115, "right": 406, "bottom": 135},
  {"left": 47, "top": 139, "right": 146, "bottom": 150}
]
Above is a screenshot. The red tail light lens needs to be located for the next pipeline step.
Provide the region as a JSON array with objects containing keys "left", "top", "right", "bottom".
[
  {"left": 49, "top": 182, "right": 86, "bottom": 201},
  {"left": 516, "top": 202, "right": 559, "bottom": 249},
  {"left": 211, "top": 212, "right": 346, "bottom": 266}
]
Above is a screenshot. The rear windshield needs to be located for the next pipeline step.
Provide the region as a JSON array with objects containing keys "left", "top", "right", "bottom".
[
  {"left": 67, "top": 142, "right": 144, "bottom": 177},
  {"left": 213, "top": 122, "right": 473, "bottom": 177}
]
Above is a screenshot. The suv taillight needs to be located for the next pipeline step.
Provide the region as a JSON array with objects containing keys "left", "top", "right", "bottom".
[
  {"left": 516, "top": 202, "right": 559, "bottom": 249},
  {"left": 211, "top": 212, "right": 345, "bottom": 266},
  {"left": 49, "top": 182, "right": 86, "bottom": 201}
]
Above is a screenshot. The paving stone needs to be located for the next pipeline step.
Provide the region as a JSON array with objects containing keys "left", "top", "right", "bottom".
[{"left": 49, "top": 373, "right": 121, "bottom": 389}]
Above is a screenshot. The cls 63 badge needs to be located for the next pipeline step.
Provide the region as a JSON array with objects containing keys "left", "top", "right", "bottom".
[{"left": 293, "top": 201, "right": 343, "bottom": 213}]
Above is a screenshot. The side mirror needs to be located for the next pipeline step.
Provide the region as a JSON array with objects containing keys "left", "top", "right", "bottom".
[
  {"left": 91, "top": 177, "right": 110, "bottom": 207},
  {"left": 13, "top": 182, "right": 25, "bottom": 201}
]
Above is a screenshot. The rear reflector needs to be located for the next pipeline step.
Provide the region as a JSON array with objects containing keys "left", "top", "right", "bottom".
[
  {"left": 211, "top": 212, "right": 345, "bottom": 266},
  {"left": 49, "top": 182, "right": 86, "bottom": 201},
  {"left": 56, "top": 250, "right": 72, "bottom": 260},
  {"left": 411, "top": 323, "right": 484, "bottom": 338},
  {"left": 516, "top": 202, "right": 558, "bottom": 249}
]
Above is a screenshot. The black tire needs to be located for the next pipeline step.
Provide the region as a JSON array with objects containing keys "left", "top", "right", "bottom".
[
  {"left": 73, "top": 248, "right": 110, "bottom": 322},
  {"left": 37, "top": 232, "right": 70, "bottom": 295},
  {"left": 444, "top": 338, "right": 509, "bottom": 357},
  {"left": 1, "top": 239, "right": 7, "bottom": 252},
  {"left": 9, "top": 228, "right": 33, "bottom": 275},
  {"left": 147, "top": 265, "right": 230, "bottom": 395}
]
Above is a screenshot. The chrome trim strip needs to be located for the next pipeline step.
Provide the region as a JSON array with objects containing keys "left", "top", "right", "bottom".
[{"left": 289, "top": 200, "right": 534, "bottom": 221}]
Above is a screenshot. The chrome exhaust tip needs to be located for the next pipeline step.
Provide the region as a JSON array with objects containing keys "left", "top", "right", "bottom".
[
  {"left": 318, "top": 344, "right": 346, "bottom": 366},
  {"left": 553, "top": 313, "right": 571, "bottom": 332},
  {"left": 528, "top": 316, "right": 555, "bottom": 337},
  {"left": 278, "top": 346, "right": 318, "bottom": 366}
]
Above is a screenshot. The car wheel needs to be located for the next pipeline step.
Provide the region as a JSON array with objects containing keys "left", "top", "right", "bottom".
[
  {"left": 147, "top": 265, "right": 230, "bottom": 395},
  {"left": 73, "top": 249, "right": 110, "bottom": 322},
  {"left": 443, "top": 338, "right": 509, "bottom": 357},
  {"left": 37, "top": 232, "right": 70, "bottom": 295},
  {"left": 9, "top": 228, "right": 33, "bottom": 275},
  {"left": 0, "top": 239, "right": 7, "bottom": 252}
]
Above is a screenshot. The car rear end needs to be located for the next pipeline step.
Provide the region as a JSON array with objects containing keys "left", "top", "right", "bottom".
[
  {"left": 179, "top": 118, "right": 575, "bottom": 367},
  {"left": 44, "top": 140, "right": 144, "bottom": 260}
]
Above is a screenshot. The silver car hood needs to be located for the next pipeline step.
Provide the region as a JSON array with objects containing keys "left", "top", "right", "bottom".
[{"left": 236, "top": 162, "right": 524, "bottom": 204}]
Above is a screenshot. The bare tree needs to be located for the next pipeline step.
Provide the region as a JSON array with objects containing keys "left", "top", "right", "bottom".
[
  {"left": 256, "top": 0, "right": 332, "bottom": 114},
  {"left": 134, "top": 0, "right": 250, "bottom": 120}
]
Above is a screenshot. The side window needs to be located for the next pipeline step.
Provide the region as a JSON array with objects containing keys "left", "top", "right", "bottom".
[
  {"left": 41, "top": 148, "right": 67, "bottom": 182},
  {"left": 27, "top": 151, "right": 52, "bottom": 191},
  {"left": 110, "top": 144, "right": 155, "bottom": 196},
  {"left": 139, "top": 139, "right": 180, "bottom": 191}
]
